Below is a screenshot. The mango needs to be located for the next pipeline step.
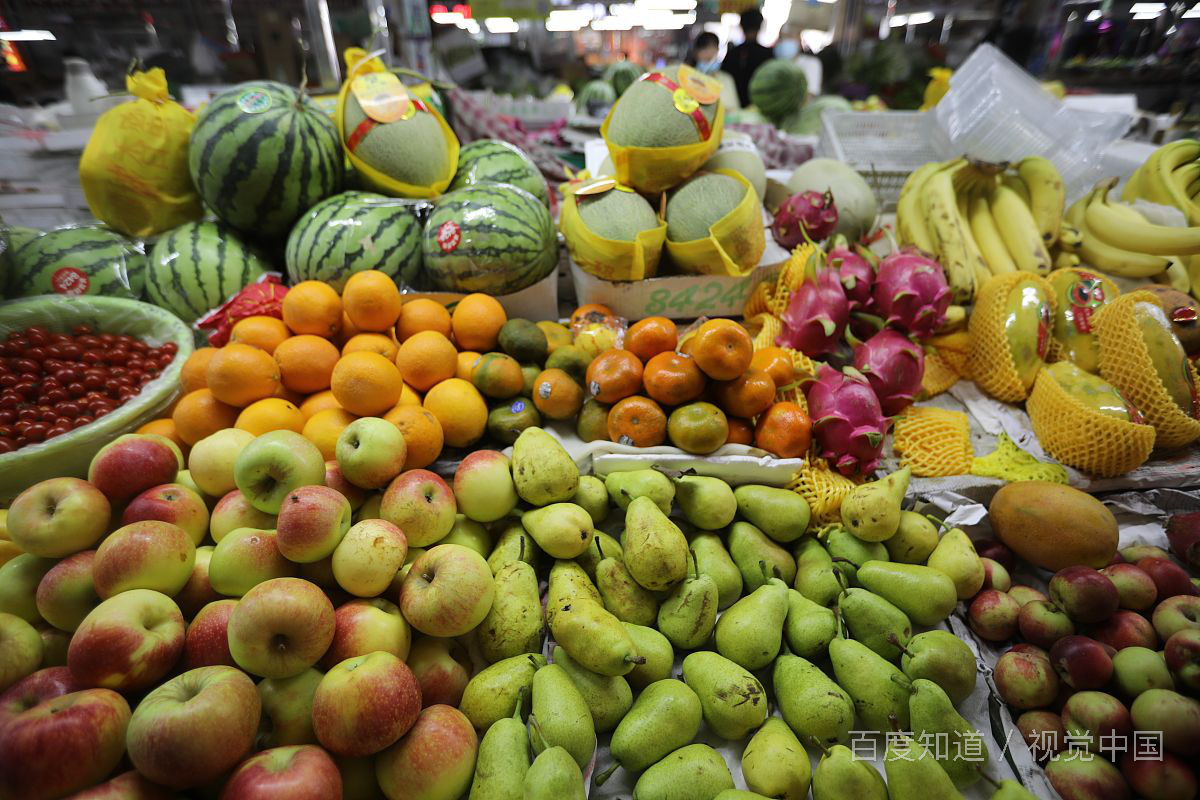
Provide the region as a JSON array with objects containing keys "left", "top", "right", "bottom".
[
  {"left": 989, "top": 481, "right": 1117, "bottom": 570},
  {"left": 1044, "top": 362, "right": 1137, "bottom": 422},
  {"left": 1134, "top": 301, "right": 1200, "bottom": 419},
  {"left": 1047, "top": 268, "right": 1118, "bottom": 374},
  {"left": 1003, "top": 278, "right": 1053, "bottom": 390}
]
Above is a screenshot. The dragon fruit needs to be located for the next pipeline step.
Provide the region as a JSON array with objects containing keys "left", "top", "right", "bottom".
[
  {"left": 872, "top": 247, "right": 951, "bottom": 340},
  {"left": 777, "top": 269, "right": 849, "bottom": 357},
  {"left": 805, "top": 364, "right": 892, "bottom": 476},
  {"left": 828, "top": 241, "right": 875, "bottom": 311},
  {"left": 853, "top": 329, "right": 925, "bottom": 415},
  {"left": 772, "top": 190, "right": 838, "bottom": 250}
]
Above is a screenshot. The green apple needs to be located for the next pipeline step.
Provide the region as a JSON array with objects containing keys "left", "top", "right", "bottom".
[
  {"left": 439, "top": 515, "right": 491, "bottom": 558},
  {"left": 312, "top": 651, "right": 421, "bottom": 756},
  {"left": 227, "top": 577, "right": 335, "bottom": 679},
  {"left": 336, "top": 417, "right": 407, "bottom": 490},
  {"left": 209, "top": 528, "right": 295, "bottom": 597},
  {"left": 258, "top": 667, "right": 324, "bottom": 748},
  {"left": 0, "top": 554, "right": 57, "bottom": 623},
  {"left": 92, "top": 520, "right": 196, "bottom": 599},
  {"left": 323, "top": 598, "right": 412, "bottom": 667},
  {"left": 211, "top": 489, "right": 277, "bottom": 543},
  {"left": 0, "top": 612, "right": 42, "bottom": 691},
  {"left": 375, "top": 705, "right": 477, "bottom": 800},
  {"left": 354, "top": 493, "right": 383, "bottom": 524},
  {"left": 189, "top": 428, "right": 255, "bottom": 498},
  {"left": 67, "top": 589, "right": 185, "bottom": 691},
  {"left": 6, "top": 477, "right": 110, "bottom": 557},
  {"left": 34, "top": 550, "right": 99, "bottom": 632},
  {"left": 235, "top": 431, "right": 326, "bottom": 514},
  {"left": 452, "top": 450, "right": 517, "bottom": 523},
  {"left": 332, "top": 520, "right": 408, "bottom": 597},
  {"left": 275, "top": 485, "right": 352, "bottom": 563}
]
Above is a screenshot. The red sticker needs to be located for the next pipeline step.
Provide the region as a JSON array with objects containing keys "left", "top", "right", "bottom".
[
  {"left": 437, "top": 221, "right": 461, "bottom": 253},
  {"left": 51, "top": 267, "right": 89, "bottom": 296}
]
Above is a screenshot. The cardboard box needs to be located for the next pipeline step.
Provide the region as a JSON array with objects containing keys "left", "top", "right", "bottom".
[{"left": 569, "top": 258, "right": 780, "bottom": 320}]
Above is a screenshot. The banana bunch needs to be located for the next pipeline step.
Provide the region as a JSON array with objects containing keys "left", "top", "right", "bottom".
[
  {"left": 1116, "top": 139, "right": 1200, "bottom": 290},
  {"left": 897, "top": 156, "right": 1065, "bottom": 304}
]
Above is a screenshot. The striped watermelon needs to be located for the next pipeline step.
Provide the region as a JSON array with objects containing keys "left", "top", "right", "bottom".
[
  {"left": 188, "top": 81, "right": 343, "bottom": 239},
  {"left": 449, "top": 140, "right": 549, "bottom": 207},
  {"left": 285, "top": 191, "right": 423, "bottom": 292},
  {"left": 422, "top": 184, "right": 557, "bottom": 294},
  {"left": 604, "top": 61, "right": 644, "bottom": 97},
  {"left": 9, "top": 226, "right": 145, "bottom": 299},
  {"left": 147, "top": 221, "right": 271, "bottom": 322},
  {"left": 1, "top": 222, "right": 39, "bottom": 298},
  {"left": 749, "top": 59, "right": 808, "bottom": 123}
]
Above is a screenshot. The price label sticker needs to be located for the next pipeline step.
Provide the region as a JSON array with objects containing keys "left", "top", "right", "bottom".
[
  {"left": 676, "top": 64, "right": 721, "bottom": 105},
  {"left": 351, "top": 72, "right": 413, "bottom": 123},
  {"left": 569, "top": 176, "right": 618, "bottom": 196}
]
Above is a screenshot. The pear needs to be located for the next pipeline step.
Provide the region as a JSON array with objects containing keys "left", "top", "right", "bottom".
[
  {"left": 551, "top": 645, "right": 632, "bottom": 733},
  {"left": 714, "top": 570, "right": 788, "bottom": 670},
  {"left": 742, "top": 717, "right": 812, "bottom": 800},
  {"left": 469, "top": 691, "right": 530, "bottom": 799},
  {"left": 622, "top": 622, "right": 674, "bottom": 688},
  {"left": 728, "top": 521, "right": 796, "bottom": 591},
  {"left": 571, "top": 474, "right": 609, "bottom": 524},
  {"left": 784, "top": 589, "right": 838, "bottom": 660},
  {"left": 883, "top": 729, "right": 964, "bottom": 800},
  {"left": 574, "top": 531, "right": 622, "bottom": 580},
  {"left": 829, "top": 636, "right": 912, "bottom": 732},
  {"left": 460, "top": 653, "right": 546, "bottom": 731},
  {"left": 773, "top": 654, "right": 855, "bottom": 746},
  {"left": 909, "top": 678, "right": 988, "bottom": 787},
  {"left": 546, "top": 560, "right": 600, "bottom": 627},
  {"left": 899, "top": 630, "right": 977, "bottom": 706},
  {"left": 528, "top": 663, "right": 595, "bottom": 770},
  {"left": 713, "top": 792, "right": 771, "bottom": 800},
  {"left": 839, "top": 587, "right": 912, "bottom": 661},
  {"left": 681, "top": 651, "right": 768, "bottom": 740},
  {"left": 601, "top": 678, "right": 702, "bottom": 783},
  {"left": 478, "top": 557, "right": 545, "bottom": 663},
  {"left": 605, "top": 468, "right": 675, "bottom": 514},
  {"left": 840, "top": 466, "right": 909, "bottom": 542},
  {"left": 595, "top": 539, "right": 658, "bottom": 626},
  {"left": 812, "top": 744, "right": 887, "bottom": 800},
  {"left": 521, "top": 503, "right": 594, "bottom": 559},
  {"left": 793, "top": 537, "right": 842, "bottom": 607},
  {"left": 487, "top": 521, "right": 540, "bottom": 575},
  {"left": 675, "top": 474, "right": 737, "bottom": 530},
  {"left": 632, "top": 743, "right": 734, "bottom": 800},
  {"left": 690, "top": 532, "right": 743, "bottom": 609},
  {"left": 856, "top": 560, "right": 958, "bottom": 626},
  {"left": 512, "top": 427, "right": 579, "bottom": 506},
  {"left": 734, "top": 484, "right": 811, "bottom": 542},
  {"left": 549, "top": 596, "right": 642, "bottom": 676},
  {"left": 826, "top": 525, "right": 888, "bottom": 584},
  {"left": 623, "top": 496, "right": 688, "bottom": 591},
  {"left": 981, "top": 776, "right": 1040, "bottom": 799},
  {"left": 885, "top": 510, "right": 940, "bottom": 563},
  {"left": 524, "top": 746, "right": 584, "bottom": 800},
  {"left": 926, "top": 528, "right": 984, "bottom": 600},
  {"left": 657, "top": 551, "right": 718, "bottom": 650}
]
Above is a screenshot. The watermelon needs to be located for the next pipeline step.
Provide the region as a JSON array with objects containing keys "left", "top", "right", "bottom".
[
  {"left": 576, "top": 80, "right": 617, "bottom": 117},
  {"left": 147, "top": 221, "right": 271, "bottom": 322},
  {"left": 188, "top": 81, "right": 343, "bottom": 239},
  {"left": 449, "top": 140, "right": 549, "bottom": 207},
  {"left": 748, "top": 60, "right": 808, "bottom": 123},
  {"left": 604, "top": 61, "right": 645, "bottom": 97},
  {"left": 1, "top": 222, "right": 39, "bottom": 298},
  {"left": 422, "top": 184, "right": 557, "bottom": 294},
  {"left": 285, "top": 191, "right": 423, "bottom": 292},
  {"left": 9, "top": 226, "right": 145, "bottom": 299}
]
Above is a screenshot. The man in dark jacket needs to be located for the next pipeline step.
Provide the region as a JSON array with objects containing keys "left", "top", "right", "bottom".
[{"left": 721, "top": 9, "right": 772, "bottom": 107}]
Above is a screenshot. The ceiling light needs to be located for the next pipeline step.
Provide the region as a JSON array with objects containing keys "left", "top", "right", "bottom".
[
  {"left": 430, "top": 11, "right": 463, "bottom": 24},
  {"left": 908, "top": 11, "right": 935, "bottom": 24},
  {"left": 1129, "top": 2, "right": 1165, "bottom": 11},
  {"left": 889, "top": 14, "right": 908, "bottom": 26},
  {"left": 1087, "top": 9, "right": 1101, "bottom": 20},
  {"left": 484, "top": 16, "right": 519, "bottom": 32},
  {"left": 0, "top": 29, "right": 55, "bottom": 41}
]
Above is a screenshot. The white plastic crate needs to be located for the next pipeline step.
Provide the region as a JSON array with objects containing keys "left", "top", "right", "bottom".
[
  {"left": 461, "top": 90, "right": 571, "bottom": 129},
  {"left": 817, "top": 110, "right": 944, "bottom": 209}
]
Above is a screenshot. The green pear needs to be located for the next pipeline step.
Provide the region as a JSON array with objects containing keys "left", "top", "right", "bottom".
[
  {"left": 839, "top": 466, "right": 909, "bottom": 541},
  {"left": 784, "top": 589, "right": 838, "bottom": 660},
  {"left": 742, "top": 717, "right": 811, "bottom": 800},
  {"left": 546, "top": 560, "right": 600, "bottom": 627},
  {"left": 487, "top": 521, "right": 539, "bottom": 575},
  {"left": 512, "top": 427, "right": 579, "bottom": 506},
  {"left": 571, "top": 474, "right": 609, "bottom": 524},
  {"left": 469, "top": 691, "right": 529, "bottom": 800},
  {"left": 632, "top": 744, "right": 734, "bottom": 800},
  {"left": 605, "top": 469, "right": 675, "bottom": 514},
  {"left": 690, "top": 532, "right": 743, "bottom": 610},
  {"left": 713, "top": 792, "right": 771, "bottom": 800},
  {"left": 829, "top": 636, "right": 912, "bottom": 732},
  {"left": 825, "top": 525, "right": 888, "bottom": 584},
  {"left": 899, "top": 630, "right": 977, "bottom": 707},
  {"left": 812, "top": 744, "right": 887, "bottom": 800},
  {"left": 549, "top": 597, "right": 642, "bottom": 676},
  {"left": 983, "top": 778, "right": 1040, "bottom": 799},
  {"left": 528, "top": 663, "right": 595, "bottom": 770},
  {"left": 657, "top": 552, "right": 718, "bottom": 650},
  {"left": 734, "top": 484, "right": 811, "bottom": 542},
  {"left": 909, "top": 678, "right": 987, "bottom": 787},
  {"left": 885, "top": 511, "right": 940, "bottom": 563},
  {"left": 926, "top": 528, "right": 984, "bottom": 600},
  {"left": 856, "top": 560, "right": 958, "bottom": 626},
  {"left": 883, "top": 729, "right": 964, "bottom": 800},
  {"left": 551, "top": 645, "right": 632, "bottom": 733},
  {"left": 839, "top": 588, "right": 912, "bottom": 661},
  {"left": 622, "top": 622, "right": 674, "bottom": 689},
  {"left": 521, "top": 503, "right": 594, "bottom": 559},
  {"left": 595, "top": 539, "right": 658, "bottom": 626},
  {"left": 793, "top": 537, "right": 842, "bottom": 607},
  {"left": 681, "top": 651, "right": 768, "bottom": 740},
  {"left": 478, "top": 558, "right": 545, "bottom": 663},
  {"left": 728, "top": 521, "right": 796, "bottom": 591},
  {"left": 574, "top": 531, "right": 622, "bottom": 580},
  {"left": 524, "top": 746, "right": 584, "bottom": 800},
  {"left": 603, "top": 678, "right": 702, "bottom": 782},
  {"left": 714, "top": 571, "right": 788, "bottom": 670},
  {"left": 674, "top": 474, "right": 738, "bottom": 530},
  {"left": 460, "top": 653, "right": 546, "bottom": 731},
  {"left": 622, "top": 496, "right": 689, "bottom": 592},
  {"left": 773, "top": 654, "right": 855, "bottom": 746}
]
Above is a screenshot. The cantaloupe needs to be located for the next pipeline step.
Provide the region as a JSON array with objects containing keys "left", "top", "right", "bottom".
[
  {"left": 665, "top": 173, "right": 745, "bottom": 242},
  {"left": 786, "top": 158, "right": 877, "bottom": 240},
  {"left": 605, "top": 66, "right": 718, "bottom": 149},
  {"left": 577, "top": 189, "right": 659, "bottom": 242},
  {"left": 343, "top": 93, "right": 451, "bottom": 190},
  {"left": 702, "top": 132, "right": 766, "bottom": 199}
]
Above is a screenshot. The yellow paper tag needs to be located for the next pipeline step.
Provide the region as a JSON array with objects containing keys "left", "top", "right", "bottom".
[
  {"left": 570, "top": 176, "right": 618, "bottom": 196},
  {"left": 351, "top": 72, "right": 412, "bottom": 123},
  {"left": 677, "top": 64, "right": 721, "bottom": 105}
]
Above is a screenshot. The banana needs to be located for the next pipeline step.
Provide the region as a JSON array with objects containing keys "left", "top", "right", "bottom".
[
  {"left": 1121, "top": 159, "right": 1151, "bottom": 203},
  {"left": 958, "top": 189, "right": 994, "bottom": 287},
  {"left": 990, "top": 182, "right": 1052, "bottom": 274},
  {"left": 1053, "top": 250, "right": 1081, "bottom": 269},
  {"left": 1017, "top": 156, "right": 1065, "bottom": 247},
  {"left": 896, "top": 162, "right": 942, "bottom": 253},
  {"left": 1084, "top": 178, "right": 1200, "bottom": 256},
  {"left": 1142, "top": 140, "right": 1200, "bottom": 222},
  {"left": 1066, "top": 196, "right": 1172, "bottom": 277},
  {"left": 1160, "top": 257, "right": 1192, "bottom": 294},
  {"left": 920, "top": 160, "right": 979, "bottom": 302},
  {"left": 968, "top": 190, "right": 1017, "bottom": 274},
  {"left": 1001, "top": 173, "right": 1031, "bottom": 207},
  {"left": 1057, "top": 223, "right": 1083, "bottom": 253}
]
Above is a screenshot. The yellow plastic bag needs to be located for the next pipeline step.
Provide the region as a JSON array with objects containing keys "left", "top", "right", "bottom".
[
  {"left": 559, "top": 180, "right": 666, "bottom": 281},
  {"left": 79, "top": 68, "right": 202, "bottom": 238},
  {"left": 919, "top": 67, "right": 952, "bottom": 111},
  {"left": 665, "top": 169, "right": 765, "bottom": 277}
]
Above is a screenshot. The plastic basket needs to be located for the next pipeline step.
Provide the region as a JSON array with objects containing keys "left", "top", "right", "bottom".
[
  {"left": 816, "top": 110, "right": 944, "bottom": 209},
  {"left": 461, "top": 90, "right": 571, "bottom": 129}
]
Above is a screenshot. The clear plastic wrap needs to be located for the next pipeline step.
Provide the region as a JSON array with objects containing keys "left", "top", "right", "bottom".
[{"left": 7, "top": 225, "right": 146, "bottom": 300}]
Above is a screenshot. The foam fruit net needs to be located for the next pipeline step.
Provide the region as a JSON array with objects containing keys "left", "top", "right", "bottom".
[{"left": 967, "top": 272, "right": 1057, "bottom": 404}]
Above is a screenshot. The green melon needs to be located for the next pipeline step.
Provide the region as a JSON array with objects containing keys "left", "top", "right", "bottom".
[
  {"left": 749, "top": 60, "right": 808, "bottom": 123},
  {"left": 10, "top": 226, "right": 145, "bottom": 299},
  {"left": 576, "top": 189, "right": 660, "bottom": 242},
  {"left": 605, "top": 67, "right": 718, "bottom": 148},
  {"left": 781, "top": 95, "right": 852, "bottom": 136},
  {"left": 449, "top": 140, "right": 548, "bottom": 207},
  {"left": 342, "top": 93, "right": 453, "bottom": 192},
  {"left": 702, "top": 131, "right": 766, "bottom": 199},
  {"left": 786, "top": 158, "right": 878, "bottom": 240},
  {"left": 147, "top": 221, "right": 270, "bottom": 322},
  {"left": 665, "top": 173, "right": 746, "bottom": 242},
  {"left": 604, "top": 61, "right": 645, "bottom": 96}
]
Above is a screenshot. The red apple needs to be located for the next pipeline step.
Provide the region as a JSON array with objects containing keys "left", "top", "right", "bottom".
[
  {"left": 184, "top": 599, "right": 238, "bottom": 669},
  {"left": 406, "top": 637, "right": 470, "bottom": 708},
  {"left": 979, "top": 557, "right": 1012, "bottom": 592},
  {"left": 176, "top": 545, "right": 220, "bottom": 618},
  {"left": 323, "top": 598, "right": 412, "bottom": 668},
  {"left": 35, "top": 550, "right": 99, "bottom": 632},
  {"left": 0, "top": 666, "right": 82, "bottom": 729},
  {"left": 275, "top": 485, "right": 352, "bottom": 563},
  {"left": 975, "top": 539, "right": 1015, "bottom": 570},
  {"left": 1166, "top": 511, "right": 1200, "bottom": 571},
  {"left": 220, "top": 744, "right": 342, "bottom": 800},
  {"left": 1164, "top": 628, "right": 1200, "bottom": 692},
  {"left": 453, "top": 450, "right": 518, "bottom": 523},
  {"left": 324, "top": 459, "right": 367, "bottom": 510},
  {"left": 210, "top": 489, "right": 277, "bottom": 543},
  {"left": 1018, "top": 600, "right": 1075, "bottom": 649},
  {"left": 399, "top": 544, "right": 495, "bottom": 637},
  {"left": 6, "top": 477, "right": 110, "bottom": 558},
  {"left": 209, "top": 528, "right": 296, "bottom": 597},
  {"left": 68, "top": 770, "right": 175, "bottom": 799},
  {"left": 380, "top": 469, "right": 457, "bottom": 547},
  {"left": 92, "top": 520, "right": 196, "bottom": 599},
  {"left": 375, "top": 704, "right": 477, "bottom": 800},
  {"left": 312, "top": 651, "right": 421, "bottom": 757},
  {"left": 257, "top": 668, "right": 323, "bottom": 748},
  {"left": 967, "top": 588, "right": 1020, "bottom": 641},
  {"left": 1100, "top": 563, "right": 1158, "bottom": 611},
  {"left": 68, "top": 589, "right": 184, "bottom": 691},
  {"left": 1138, "top": 557, "right": 1199, "bottom": 599},
  {"left": 88, "top": 433, "right": 181, "bottom": 506},
  {"left": 1121, "top": 750, "right": 1198, "bottom": 800},
  {"left": 122, "top": 483, "right": 210, "bottom": 545},
  {"left": 1050, "top": 635, "right": 1114, "bottom": 690},
  {"left": 994, "top": 647, "right": 1060, "bottom": 709},
  {"left": 1061, "top": 690, "right": 1133, "bottom": 751},
  {"left": 1049, "top": 566, "right": 1120, "bottom": 624},
  {"left": 1091, "top": 609, "right": 1158, "bottom": 651},
  {"left": 1008, "top": 585, "right": 1049, "bottom": 607},
  {"left": 0, "top": 614, "right": 46, "bottom": 693},
  {"left": 1015, "top": 710, "right": 1065, "bottom": 761},
  {"left": 227, "top": 577, "right": 335, "bottom": 679}
]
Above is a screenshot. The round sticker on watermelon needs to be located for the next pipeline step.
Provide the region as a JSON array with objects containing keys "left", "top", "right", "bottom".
[
  {"left": 51, "top": 267, "right": 90, "bottom": 295},
  {"left": 236, "top": 89, "right": 272, "bottom": 114},
  {"left": 437, "top": 221, "right": 461, "bottom": 253}
]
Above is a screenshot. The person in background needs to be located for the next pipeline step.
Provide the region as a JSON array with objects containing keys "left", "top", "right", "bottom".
[
  {"left": 686, "top": 30, "right": 740, "bottom": 109},
  {"left": 775, "top": 26, "right": 822, "bottom": 97},
  {"left": 721, "top": 10, "right": 772, "bottom": 107}
]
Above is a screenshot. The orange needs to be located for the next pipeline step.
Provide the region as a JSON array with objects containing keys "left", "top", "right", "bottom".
[
  {"left": 536, "top": 321, "right": 572, "bottom": 353},
  {"left": 206, "top": 343, "right": 282, "bottom": 407},
  {"left": 690, "top": 319, "right": 753, "bottom": 381},
  {"left": 331, "top": 351, "right": 404, "bottom": 416},
  {"left": 180, "top": 347, "right": 217, "bottom": 394},
  {"left": 343, "top": 270, "right": 403, "bottom": 332},
  {"left": 137, "top": 418, "right": 187, "bottom": 453},
  {"left": 714, "top": 369, "right": 777, "bottom": 419},
  {"left": 606, "top": 396, "right": 666, "bottom": 448},
  {"left": 282, "top": 281, "right": 343, "bottom": 337},
  {"left": 423, "top": 378, "right": 487, "bottom": 448},
  {"left": 667, "top": 402, "right": 729, "bottom": 454},
  {"left": 398, "top": 383, "right": 422, "bottom": 407},
  {"left": 342, "top": 333, "right": 399, "bottom": 361},
  {"left": 471, "top": 353, "right": 525, "bottom": 399},
  {"left": 395, "top": 298, "right": 452, "bottom": 342},
  {"left": 229, "top": 315, "right": 291, "bottom": 355},
  {"left": 726, "top": 417, "right": 755, "bottom": 446},
  {"left": 273, "top": 383, "right": 304, "bottom": 405},
  {"left": 570, "top": 303, "right": 615, "bottom": 328},
  {"left": 300, "top": 390, "right": 341, "bottom": 420},
  {"left": 173, "top": 389, "right": 240, "bottom": 446},
  {"left": 302, "top": 407, "right": 358, "bottom": 460},
  {"left": 456, "top": 351, "right": 482, "bottom": 381},
  {"left": 273, "top": 334, "right": 341, "bottom": 395},
  {"left": 643, "top": 351, "right": 707, "bottom": 407},
  {"left": 754, "top": 402, "right": 812, "bottom": 458},
  {"left": 585, "top": 349, "right": 644, "bottom": 404},
  {"left": 236, "top": 398, "right": 305, "bottom": 436},
  {"left": 337, "top": 312, "right": 362, "bottom": 347},
  {"left": 532, "top": 368, "right": 584, "bottom": 420},
  {"left": 451, "top": 294, "right": 507, "bottom": 351},
  {"left": 625, "top": 317, "right": 678, "bottom": 362},
  {"left": 750, "top": 346, "right": 797, "bottom": 390},
  {"left": 394, "top": 330, "right": 458, "bottom": 392},
  {"left": 384, "top": 406, "right": 444, "bottom": 469}
]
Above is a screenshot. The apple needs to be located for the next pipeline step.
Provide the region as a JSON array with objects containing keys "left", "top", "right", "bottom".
[
  {"left": 323, "top": 598, "right": 412, "bottom": 668},
  {"left": 355, "top": 492, "right": 383, "bottom": 524},
  {"left": 0, "top": 613, "right": 42, "bottom": 692},
  {"left": 1100, "top": 563, "right": 1158, "bottom": 611},
  {"left": 299, "top": 555, "right": 339, "bottom": 591},
  {"left": 68, "top": 770, "right": 174, "bottom": 799},
  {"left": 0, "top": 688, "right": 130, "bottom": 799},
  {"left": 188, "top": 428, "right": 255, "bottom": 498},
  {"left": 452, "top": 450, "right": 518, "bottom": 523},
  {"left": 126, "top": 665, "right": 261, "bottom": 789},
  {"left": 1045, "top": 751, "right": 1131, "bottom": 800},
  {"left": 1008, "top": 585, "right": 1049, "bottom": 607},
  {"left": 1130, "top": 688, "right": 1200, "bottom": 756},
  {"left": 375, "top": 704, "right": 478, "bottom": 800},
  {"left": 122, "top": 483, "right": 210, "bottom": 545},
  {"left": 0, "top": 666, "right": 82, "bottom": 728},
  {"left": 994, "top": 647, "right": 1060, "bottom": 709},
  {"left": 1137, "top": 557, "right": 1199, "bottom": 599},
  {"left": 1015, "top": 710, "right": 1065, "bottom": 760},
  {"left": 336, "top": 756, "right": 384, "bottom": 800},
  {"left": 406, "top": 637, "right": 470, "bottom": 707},
  {"left": 1123, "top": 544, "right": 1171, "bottom": 562},
  {"left": 88, "top": 433, "right": 180, "bottom": 505},
  {"left": 325, "top": 460, "right": 367, "bottom": 510},
  {"left": 211, "top": 489, "right": 277, "bottom": 543},
  {"left": 337, "top": 417, "right": 407, "bottom": 490},
  {"left": 209, "top": 528, "right": 296, "bottom": 597},
  {"left": 440, "top": 515, "right": 491, "bottom": 558},
  {"left": 0, "top": 553, "right": 55, "bottom": 623},
  {"left": 1121, "top": 750, "right": 1198, "bottom": 800},
  {"left": 1050, "top": 635, "right": 1114, "bottom": 690},
  {"left": 227, "top": 577, "right": 335, "bottom": 679},
  {"left": 1091, "top": 609, "right": 1158, "bottom": 651},
  {"left": 257, "top": 667, "right": 323, "bottom": 748},
  {"left": 312, "top": 651, "right": 421, "bottom": 757},
  {"left": 332, "top": 519, "right": 408, "bottom": 597},
  {"left": 6, "top": 477, "right": 110, "bottom": 557},
  {"left": 1111, "top": 646, "right": 1175, "bottom": 698},
  {"left": 184, "top": 599, "right": 238, "bottom": 669},
  {"left": 1049, "top": 566, "right": 1120, "bottom": 624},
  {"left": 967, "top": 588, "right": 1020, "bottom": 641},
  {"left": 35, "top": 549, "right": 99, "bottom": 632},
  {"left": 174, "top": 468, "right": 208, "bottom": 500},
  {"left": 220, "top": 744, "right": 342, "bottom": 800},
  {"left": 38, "top": 628, "right": 69, "bottom": 669},
  {"left": 275, "top": 485, "right": 352, "bottom": 563},
  {"left": 1167, "top": 511, "right": 1200, "bottom": 570},
  {"left": 380, "top": 469, "right": 457, "bottom": 547},
  {"left": 975, "top": 538, "right": 1014, "bottom": 570},
  {"left": 1153, "top": 594, "right": 1200, "bottom": 641},
  {"left": 399, "top": 544, "right": 495, "bottom": 637},
  {"left": 176, "top": 545, "right": 220, "bottom": 618},
  {"left": 68, "top": 589, "right": 184, "bottom": 691},
  {"left": 235, "top": 430, "right": 327, "bottom": 514},
  {"left": 1165, "top": 628, "right": 1200, "bottom": 692},
  {"left": 979, "top": 557, "right": 1012, "bottom": 592},
  {"left": 1018, "top": 600, "right": 1075, "bottom": 649},
  {"left": 92, "top": 520, "right": 196, "bottom": 599},
  {"left": 1061, "top": 690, "right": 1132, "bottom": 751}
]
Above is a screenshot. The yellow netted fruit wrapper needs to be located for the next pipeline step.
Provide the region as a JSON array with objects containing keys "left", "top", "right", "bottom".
[
  {"left": 967, "top": 272, "right": 1057, "bottom": 403},
  {"left": 970, "top": 433, "right": 1068, "bottom": 483},
  {"left": 922, "top": 349, "right": 961, "bottom": 397},
  {"left": 749, "top": 313, "right": 812, "bottom": 412},
  {"left": 893, "top": 406, "right": 973, "bottom": 477},
  {"left": 743, "top": 281, "right": 773, "bottom": 318},
  {"left": 928, "top": 330, "right": 970, "bottom": 376},
  {"left": 788, "top": 455, "right": 857, "bottom": 525}
]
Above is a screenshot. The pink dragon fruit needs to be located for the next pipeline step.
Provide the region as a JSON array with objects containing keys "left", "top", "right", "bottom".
[
  {"left": 805, "top": 364, "right": 892, "bottom": 476},
  {"left": 828, "top": 242, "right": 875, "bottom": 312},
  {"left": 777, "top": 269, "right": 849, "bottom": 357},
  {"left": 853, "top": 329, "right": 925, "bottom": 415},
  {"left": 772, "top": 190, "right": 838, "bottom": 250},
  {"left": 872, "top": 247, "right": 951, "bottom": 340}
]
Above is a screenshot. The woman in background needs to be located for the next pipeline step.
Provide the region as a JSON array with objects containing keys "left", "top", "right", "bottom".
[{"left": 687, "top": 30, "right": 741, "bottom": 109}]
